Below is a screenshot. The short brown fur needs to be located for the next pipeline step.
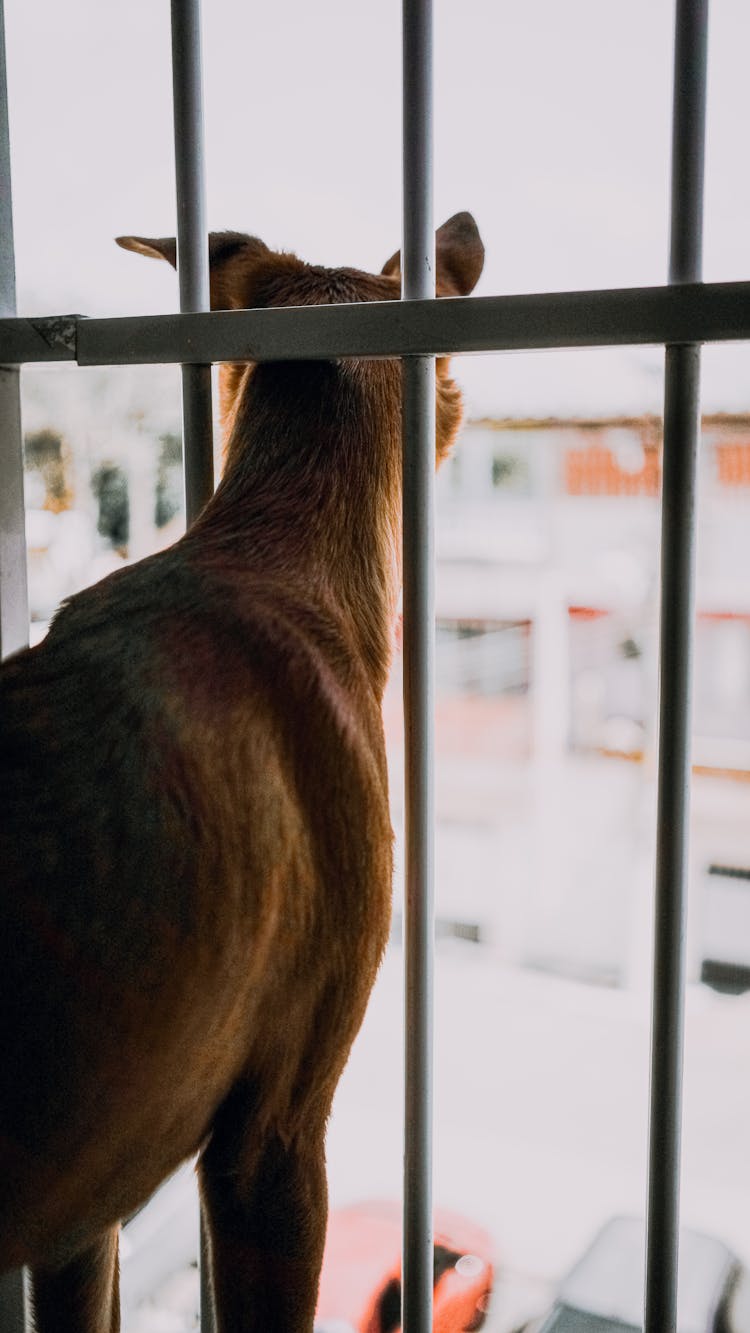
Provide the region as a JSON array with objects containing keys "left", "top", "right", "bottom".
[{"left": 0, "top": 213, "right": 483, "bottom": 1333}]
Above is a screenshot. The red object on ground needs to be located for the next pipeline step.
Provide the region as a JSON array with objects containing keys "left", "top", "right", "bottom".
[{"left": 316, "top": 1200, "right": 494, "bottom": 1332}]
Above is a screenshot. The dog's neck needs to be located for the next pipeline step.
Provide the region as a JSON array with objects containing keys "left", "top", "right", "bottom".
[{"left": 188, "top": 358, "right": 403, "bottom": 697}]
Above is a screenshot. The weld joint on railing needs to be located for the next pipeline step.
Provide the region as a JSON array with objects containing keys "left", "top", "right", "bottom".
[{"left": 30, "top": 315, "right": 79, "bottom": 354}]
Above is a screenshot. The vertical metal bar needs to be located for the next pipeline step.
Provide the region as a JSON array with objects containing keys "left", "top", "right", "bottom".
[
  {"left": 170, "top": 0, "right": 214, "bottom": 525},
  {"left": 0, "top": 0, "right": 29, "bottom": 665},
  {"left": 645, "top": 3, "right": 708, "bottom": 1332},
  {"left": 401, "top": 4, "right": 435, "bottom": 1333},
  {"left": 170, "top": 5, "right": 215, "bottom": 1331},
  {"left": 0, "top": 10, "right": 30, "bottom": 1328},
  {"left": 199, "top": 1221, "right": 214, "bottom": 1333}
]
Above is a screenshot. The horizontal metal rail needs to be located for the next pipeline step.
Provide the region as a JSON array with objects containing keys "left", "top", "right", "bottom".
[{"left": 2, "top": 279, "right": 750, "bottom": 367}]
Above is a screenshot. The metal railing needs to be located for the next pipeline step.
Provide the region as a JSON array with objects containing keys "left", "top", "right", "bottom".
[
  {"left": 646, "top": 5, "right": 708, "bottom": 1330},
  {"left": 0, "top": 0, "right": 732, "bottom": 1330}
]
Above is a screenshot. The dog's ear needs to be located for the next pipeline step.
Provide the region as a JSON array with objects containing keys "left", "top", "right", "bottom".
[
  {"left": 434, "top": 211, "right": 484, "bottom": 295},
  {"left": 381, "top": 211, "right": 484, "bottom": 296},
  {"left": 116, "top": 231, "right": 270, "bottom": 310},
  {"left": 116, "top": 234, "right": 177, "bottom": 266},
  {"left": 380, "top": 244, "right": 400, "bottom": 280}
]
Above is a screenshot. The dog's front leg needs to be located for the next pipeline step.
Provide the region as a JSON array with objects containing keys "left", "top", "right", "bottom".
[
  {"left": 199, "top": 1095, "right": 328, "bottom": 1333},
  {"left": 30, "top": 1226, "right": 119, "bottom": 1333}
]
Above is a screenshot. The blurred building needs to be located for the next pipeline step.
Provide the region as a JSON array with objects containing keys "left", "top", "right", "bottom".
[
  {"left": 433, "top": 412, "right": 750, "bottom": 773},
  {"left": 386, "top": 407, "right": 750, "bottom": 993}
]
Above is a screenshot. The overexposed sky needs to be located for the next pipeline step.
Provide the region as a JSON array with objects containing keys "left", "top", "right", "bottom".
[{"left": 5, "top": 0, "right": 750, "bottom": 413}]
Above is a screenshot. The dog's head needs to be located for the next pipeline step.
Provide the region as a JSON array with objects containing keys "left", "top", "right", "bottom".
[{"left": 116, "top": 214, "right": 484, "bottom": 463}]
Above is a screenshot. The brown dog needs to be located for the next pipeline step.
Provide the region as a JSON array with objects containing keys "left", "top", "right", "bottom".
[{"left": 0, "top": 213, "right": 484, "bottom": 1333}]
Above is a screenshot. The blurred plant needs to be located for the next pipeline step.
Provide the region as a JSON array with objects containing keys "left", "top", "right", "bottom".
[
  {"left": 24, "top": 429, "right": 73, "bottom": 512},
  {"left": 91, "top": 462, "right": 130, "bottom": 551},
  {"left": 155, "top": 432, "right": 184, "bottom": 529}
]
